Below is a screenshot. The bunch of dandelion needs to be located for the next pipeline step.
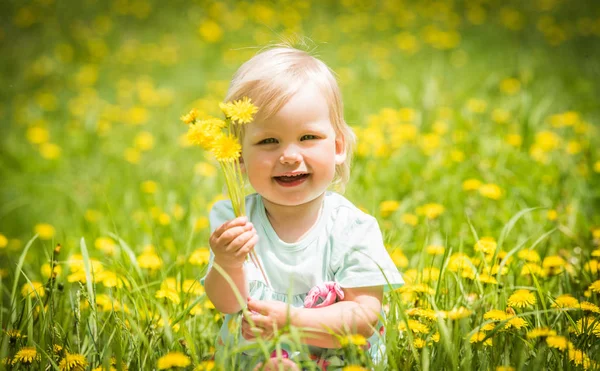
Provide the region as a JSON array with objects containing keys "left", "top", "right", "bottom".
[{"left": 182, "top": 97, "right": 269, "bottom": 286}]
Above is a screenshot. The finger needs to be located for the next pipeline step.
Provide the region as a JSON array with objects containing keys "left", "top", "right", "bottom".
[
  {"left": 226, "top": 229, "right": 256, "bottom": 253},
  {"left": 217, "top": 224, "right": 253, "bottom": 247},
  {"left": 213, "top": 216, "right": 248, "bottom": 239},
  {"left": 235, "top": 233, "right": 258, "bottom": 258}
]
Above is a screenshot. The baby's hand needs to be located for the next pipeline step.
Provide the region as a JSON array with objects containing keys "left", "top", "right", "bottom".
[{"left": 209, "top": 216, "right": 258, "bottom": 269}]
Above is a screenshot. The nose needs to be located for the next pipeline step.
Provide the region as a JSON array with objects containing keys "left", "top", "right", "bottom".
[{"left": 279, "top": 145, "right": 302, "bottom": 164}]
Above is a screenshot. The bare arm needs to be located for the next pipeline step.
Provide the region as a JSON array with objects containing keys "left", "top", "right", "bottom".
[
  {"left": 244, "top": 286, "right": 383, "bottom": 348},
  {"left": 204, "top": 216, "right": 258, "bottom": 314}
]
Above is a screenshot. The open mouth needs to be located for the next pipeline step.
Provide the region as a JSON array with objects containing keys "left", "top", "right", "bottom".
[{"left": 273, "top": 173, "right": 310, "bottom": 187}]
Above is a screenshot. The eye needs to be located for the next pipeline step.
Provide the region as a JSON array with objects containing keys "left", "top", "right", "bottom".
[
  {"left": 258, "top": 138, "right": 277, "bottom": 145},
  {"left": 301, "top": 134, "right": 319, "bottom": 141}
]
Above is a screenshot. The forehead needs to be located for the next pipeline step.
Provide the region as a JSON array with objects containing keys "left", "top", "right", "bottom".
[{"left": 255, "top": 83, "right": 330, "bottom": 130}]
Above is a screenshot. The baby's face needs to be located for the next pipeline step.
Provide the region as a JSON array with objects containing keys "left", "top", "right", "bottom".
[{"left": 241, "top": 83, "right": 346, "bottom": 207}]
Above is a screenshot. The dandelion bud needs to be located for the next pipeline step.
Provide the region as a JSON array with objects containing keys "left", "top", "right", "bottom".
[{"left": 54, "top": 243, "right": 61, "bottom": 255}]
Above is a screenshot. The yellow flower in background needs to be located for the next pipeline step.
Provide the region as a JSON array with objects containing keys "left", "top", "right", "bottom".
[
  {"left": 26, "top": 126, "right": 50, "bottom": 144},
  {"left": 12, "top": 347, "right": 40, "bottom": 365},
  {"left": 474, "top": 237, "right": 497, "bottom": 255},
  {"left": 479, "top": 183, "right": 503, "bottom": 200},
  {"left": 155, "top": 289, "right": 180, "bottom": 304},
  {"left": 426, "top": 245, "right": 445, "bottom": 256},
  {"left": 140, "top": 180, "right": 158, "bottom": 194},
  {"left": 198, "top": 20, "right": 223, "bottom": 43},
  {"left": 527, "top": 327, "right": 556, "bottom": 339},
  {"left": 546, "top": 336, "right": 568, "bottom": 351},
  {"left": 499, "top": 78, "right": 521, "bottom": 95},
  {"left": 219, "top": 97, "right": 259, "bottom": 124},
  {"left": 470, "top": 332, "right": 492, "bottom": 346},
  {"left": 210, "top": 134, "right": 241, "bottom": 162},
  {"left": 496, "top": 366, "right": 515, "bottom": 371},
  {"left": 21, "top": 281, "right": 45, "bottom": 298},
  {"left": 189, "top": 248, "right": 211, "bottom": 266},
  {"left": 517, "top": 249, "right": 540, "bottom": 262},
  {"left": 157, "top": 351, "right": 191, "bottom": 370},
  {"left": 0, "top": 233, "right": 7, "bottom": 248},
  {"left": 505, "top": 134, "right": 522, "bottom": 147},
  {"left": 134, "top": 131, "right": 155, "bottom": 151},
  {"left": 547, "top": 209, "right": 558, "bottom": 221},
  {"left": 390, "top": 249, "right": 408, "bottom": 268},
  {"left": 41, "top": 263, "right": 62, "bottom": 278},
  {"left": 34, "top": 223, "right": 55, "bottom": 239},
  {"left": 95, "top": 237, "right": 117, "bottom": 255},
  {"left": 534, "top": 131, "right": 561, "bottom": 151},
  {"left": 462, "top": 178, "right": 482, "bottom": 191},
  {"left": 446, "top": 306, "right": 472, "bottom": 320},
  {"left": 401, "top": 213, "right": 418, "bottom": 226},
  {"left": 398, "top": 319, "right": 430, "bottom": 334},
  {"left": 417, "top": 203, "right": 445, "bottom": 220},
  {"left": 589, "top": 280, "right": 600, "bottom": 294},
  {"left": 340, "top": 334, "right": 367, "bottom": 347},
  {"left": 124, "top": 148, "right": 141, "bottom": 164},
  {"left": 195, "top": 162, "right": 217, "bottom": 177},
  {"left": 137, "top": 249, "right": 163, "bottom": 270},
  {"left": 379, "top": 200, "right": 400, "bottom": 218},
  {"left": 342, "top": 366, "right": 369, "bottom": 371},
  {"left": 508, "top": 289, "right": 536, "bottom": 308},
  {"left": 195, "top": 360, "right": 216, "bottom": 371},
  {"left": 39, "top": 143, "right": 62, "bottom": 159},
  {"left": 466, "top": 98, "right": 487, "bottom": 114},
  {"left": 593, "top": 161, "right": 600, "bottom": 173},
  {"left": 543, "top": 255, "right": 567, "bottom": 275},
  {"left": 552, "top": 294, "right": 579, "bottom": 309},
  {"left": 59, "top": 352, "right": 87, "bottom": 371}
]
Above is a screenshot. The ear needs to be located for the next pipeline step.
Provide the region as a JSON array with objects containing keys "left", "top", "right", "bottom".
[
  {"left": 334, "top": 135, "right": 347, "bottom": 165},
  {"left": 239, "top": 155, "right": 246, "bottom": 174}
]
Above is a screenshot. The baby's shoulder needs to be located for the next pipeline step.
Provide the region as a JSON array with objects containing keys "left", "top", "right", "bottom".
[{"left": 325, "top": 192, "right": 378, "bottom": 233}]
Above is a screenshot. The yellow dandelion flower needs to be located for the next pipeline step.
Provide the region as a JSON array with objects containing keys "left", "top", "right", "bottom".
[
  {"left": 474, "top": 237, "right": 497, "bottom": 255},
  {"left": 195, "top": 360, "right": 215, "bottom": 371},
  {"left": 340, "top": 334, "right": 367, "bottom": 347},
  {"left": 477, "top": 273, "right": 498, "bottom": 285},
  {"left": 182, "top": 279, "right": 204, "bottom": 296},
  {"left": 189, "top": 248, "right": 211, "bottom": 266},
  {"left": 141, "top": 180, "right": 158, "bottom": 194},
  {"left": 180, "top": 108, "right": 199, "bottom": 124},
  {"left": 479, "top": 183, "right": 503, "bottom": 200},
  {"left": 579, "top": 301, "right": 600, "bottom": 314},
  {"left": 157, "top": 351, "right": 191, "bottom": 370},
  {"left": 41, "top": 263, "right": 62, "bottom": 278},
  {"left": 59, "top": 353, "right": 87, "bottom": 371},
  {"left": 398, "top": 319, "right": 430, "bottom": 334},
  {"left": 34, "top": 223, "right": 55, "bottom": 240},
  {"left": 342, "top": 366, "right": 369, "bottom": 371},
  {"left": 496, "top": 367, "right": 515, "bottom": 371},
  {"left": 21, "top": 281, "right": 45, "bottom": 298},
  {"left": 462, "top": 178, "right": 482, "bottom": 191},
  {"left": 401, "top": 213, "right": 418, "bottom": 226},
  {"left": 137, "top": 251, "right": 163, "bottom": 270},
  {"left": 546, "top": 335, "right": 568, "bottom": 351},
  {"left": 0, "top": 233, "right": 7, "bottom": 249},
  {"left": 12, "top": 347, "right": 40, "bottom": 365},
  {"left": 405, "top": 308, "right": 438, "bottom": 321},
  {"left": 426, "top": 245, "right": 445, "bottom": 256},
  {"left": 589, "top": 280, "right": 600, "bottom": 294},
  {"left": 568, "top": 348, "right": 591, "bottom": 369},
  {"left": 416, "top": 203, "right": 445, "bottom": 220},
  {"left": 220, "top": 97, "right": 258, "bottom": 124},
  {"left": 446, "top": 306, "right": 472, "bottom": 320},
  {"left": 484, "top": 309, "right": 508, "bottom": 321},
  {"left": 414, "top": 338, "right": 427, "bottom": 348},
  {"left": 207, "top": 133, "right": 240, "bottom": 162},
  {"left": 521, "top": 263, "right": 545, "bottom": 277},
  {"left": 507, "top": 317, "right": 528, "bottom": 330},
  {"left": 390, "top": 249, "right": 409, "bottom": 268},
  {"left": 155, "top": 289, "right": 180, "bottom": 304},
  {"left": 187, "top": 118, "right": 226, "bottom": 150},
  {"left": 552, "top": 294, "right": 579, "bottom": 309},
  {"left": 527, "top": 327, "right": 556, "bottom": 339},
  {"left": 499, "top": 78, "right": 521, "bottom": 95},
  {"left": 470, "top": 332, "right": 492, "bottom": 346},
  {"left": 379, "top": 200, "right": 400, "bottom": 218},
  {"left": 508, "top": 289, "right": 536, "bottom": 308},
  {"left": 518, "top": 249, "right": 540, "bottom": 262},
  {"left": 543, "top": 255, "right": 567, "bottom": 275},
  {"left": 94, "top": 237, "right": 117, "bottom": 255},
  {"left": 584, "top": 260, "right": 598, "bottom": 275}
]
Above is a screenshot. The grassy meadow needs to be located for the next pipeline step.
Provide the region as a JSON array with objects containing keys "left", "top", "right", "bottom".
[{"left": 1, "top": 0, "right": 600, "bottom": 369}]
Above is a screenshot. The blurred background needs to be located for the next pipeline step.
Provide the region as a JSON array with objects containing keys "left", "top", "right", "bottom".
[{"left": 1, "top": 0, "right": 599, "bottom": 290}]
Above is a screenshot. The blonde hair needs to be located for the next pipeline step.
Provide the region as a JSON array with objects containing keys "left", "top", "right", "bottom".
[{"left": 224, "top": 46, "right": 356, "bottom": 193}]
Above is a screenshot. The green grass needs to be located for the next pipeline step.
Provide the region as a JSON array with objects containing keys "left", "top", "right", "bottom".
[{"left": 1, "top": 0, "right": 600, "bottom": 370}]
